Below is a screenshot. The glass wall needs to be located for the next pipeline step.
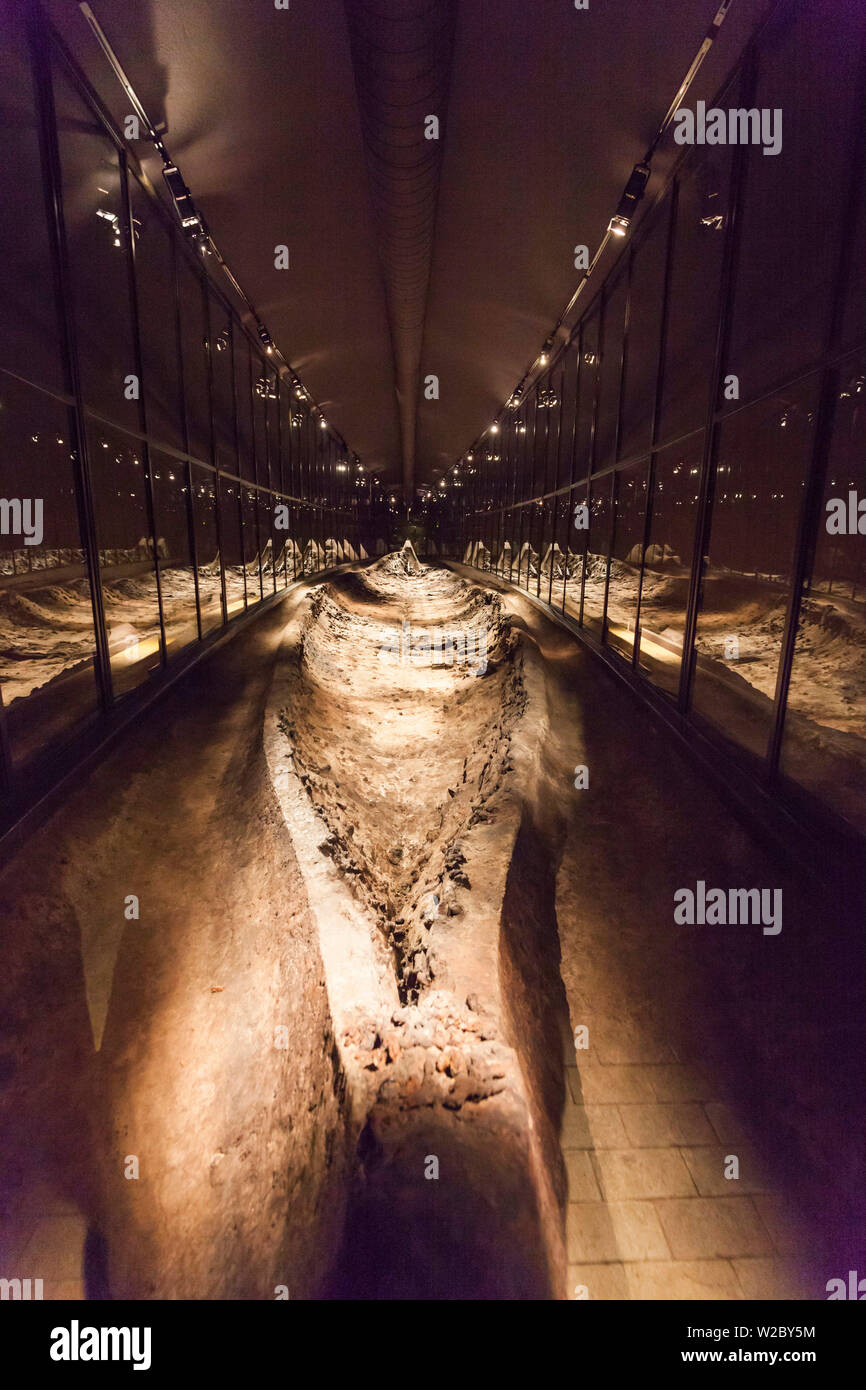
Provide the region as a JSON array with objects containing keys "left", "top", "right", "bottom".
[
  {"left": 779, "top": 349, "right": 866, "bottom": 832},
  {"left": 459, "top": 0, "right": 866, "bottom": 837},
  {"left": 0, "top": 2, "right": 362, "bottom": 823}
]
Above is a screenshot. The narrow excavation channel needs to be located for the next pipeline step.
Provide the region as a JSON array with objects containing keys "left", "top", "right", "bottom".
[{"left": 264, "top": 544, "right": 572, "bottom": 1298}]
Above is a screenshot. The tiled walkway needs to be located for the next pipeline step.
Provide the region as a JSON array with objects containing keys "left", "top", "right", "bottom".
[{"left": 561, "top": 1036, "right": 809, "bottom": 1300}]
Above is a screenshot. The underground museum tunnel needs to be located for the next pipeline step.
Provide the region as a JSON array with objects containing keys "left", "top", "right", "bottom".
[{"left": 1, "top": 0, "right": 865, "bottom": 1324}]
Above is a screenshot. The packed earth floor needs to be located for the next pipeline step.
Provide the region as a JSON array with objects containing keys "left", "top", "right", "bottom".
[{"left": 0, "top": 548, "right": 863, "bottom": 1299}]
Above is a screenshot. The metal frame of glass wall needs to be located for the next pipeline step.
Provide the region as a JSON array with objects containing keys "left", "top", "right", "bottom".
[
  {"left": 0, "top": 0, "right": 362, "bottom": 833},
  {"left": 460, "top": 0, "right": 866, "bottom": 843}
]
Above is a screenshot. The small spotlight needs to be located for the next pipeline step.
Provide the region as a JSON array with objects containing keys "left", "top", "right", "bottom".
[
  {"left": 490, "top": 422, "right": 499, "bottom": 434},
  {"left": 163, "top": 165, "right": 206, "bottom": 240},
  {"left": 258, "top": 324, "right": 273, "bottom": 352},
  {"left": 320, "top": 418, "right": 327, "bottom": 429},
  {"left": 608, "top": 161, "right": 651, "bottom": 237}
]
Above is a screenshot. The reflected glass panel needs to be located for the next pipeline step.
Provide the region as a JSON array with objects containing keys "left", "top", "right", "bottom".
[
  {"left": 691, "top": 378, "right": 819, "bottom": 760},
  {"left": 539, "top": 498, "right": 557, "bottom": 604},
  {"left": 563, "top": 483, "right": 588, "bottom": 624},
  {"left": 218, "top": 476, "right": 245, "bottom": 619},
  {"left": 780, "top": 352, "right": 866, "bottom": 832},
  {"left": 575, "top": 311, "right": 599, "bottom": 479},
  {"left": 210, "top": 296, "right": 236, "bottom": 475},
  {"left": 54, "top": 72, "right": 138, "bottom": 430},
  {"left": 619, "top": 197, "right": 668, "bottom": 461},
  {"left": 235, "top": 334, "right": 255, "bottom": 483},
  {"left": 258, "top": 491, "right": 276, "bottom": 594},
  {"left": 192, "top": 464, "right": 222, "bottom": 635},
  {"left": 583, "top": 474, "right": 613, "bottom": 636},
  {"left": 242, "top": 485, "right": 262, "bottom": 602},
  {"left": 87, "top": 420, "right": 162, "bottom": 696},
  {"left": 265, "top": 366, "right": 280, "bottom": 492},
  {"left": 605, "top": 461, "right": 649, "bottom": 660},
  {"left": 178, "top": 260, "right": 210, "bottom": 464},
  {"left": 594, "top": 275, "right": 626, "bottom": 470},
  {"left": 516, "top": 504, "right": 534, "bottom": 591},
  {"left": 532, "top": 387, "right": 551, "bottom": 495},
  {"left": 252, "top": 350, "right": 268, "bottom": 491},
  {"left": 724, "top": 3, "right": 860, "bottom": 404},
  {"left": 550, "top": 490, "right": 572, "bottom": 613},
  {"left": 0, "top": 377, "right": 99, "bottom": 766},
  {"left": 636, "top": 434, "right": 704, "bottom": 698},
  {"left": 0, "top": 11, "right": 65, "bottom": 392},
  {"left": 659, "top": 142, "right": 731, "bottom": 443},
  {"left": 151, "top": 453, "right": 198, "bottom": 655},
  {"left": 128, "top": 176, "right": 184, "bottom": 452},
  {"left": 554, "top": 347, "right": 578, "bottom": 496}
]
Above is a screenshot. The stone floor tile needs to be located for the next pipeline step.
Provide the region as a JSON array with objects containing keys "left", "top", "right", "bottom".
[
  {"left": 619, "top": 1102, "right": 717, "bottom": 1147},
  {"left": 561, "top": 1102, "right": 628, "bottom": 1150},
  {"left": 569, "top": 1062, "right": 656, "bottom": 1105},
  {"left": 732, "top": 1257, "right": 811, "bottom": 1300},
  {"left": 567, "top": 1262, "right": 629, "bottom": 1300},
  {"left": 680, "top": 1145, "right": 771, "bottom": 1197},
  {"left": 565, "top": 1149, "right": 602, "bottom": 1201},
  {"left": 645, "top": 1063, "right": 717, "bottom": 1104},
  {"left": 592, "top": 1148, "right": 697, "bottom": 1200},
  {"left": 625, "top": 1259, "right": 743, "bottom": 1300},
  {"left": 654, "top": 1196, "right": 775, "bottom": 1260},
  {"left": 567, "top": 1200, "right": 670, "bottom": 1262}
]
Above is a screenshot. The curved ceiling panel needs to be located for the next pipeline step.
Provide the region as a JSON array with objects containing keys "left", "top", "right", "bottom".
[{"left": 344, "top": 0, "right": 458, "bottom": 495}]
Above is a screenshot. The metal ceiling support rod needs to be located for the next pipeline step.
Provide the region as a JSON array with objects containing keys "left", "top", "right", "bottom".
[{"left": 77, "top": 1, "right": 348, "bottom": 454}]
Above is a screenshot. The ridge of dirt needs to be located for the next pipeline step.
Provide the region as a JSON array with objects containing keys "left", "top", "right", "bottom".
[{"left": 264, "top": 553, "right": 567, "bottom": 1297}]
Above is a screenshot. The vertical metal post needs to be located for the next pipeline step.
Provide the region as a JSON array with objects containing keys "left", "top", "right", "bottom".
[
  {"left": 172, "top": 241, "right": 203, "bottom": 640},
  {"left": 546, "top": 357, "right": 565, "bottom": 605},
  {"left": 633, "top": 183, "right": 678, "bottom": 672},
  {"left": 248, "top": 343, "right": 263, "bottom": 599},
  {"left": 276, "top": 373, "right": 286, "bottom": 587},
  {"left": 228, "top": 319, "right": 248, "bottom": 610},
  {"left": 120, "top": 152, "right": 166, "bottom": 665},
  {"left": 202, "top": 281, "right": 227, "bottom": 624},
  {"left": 579, "top": 310, "right": 603, "bottom": 628},
  {"left": 561, "top": 327, "right": 582, "bottom": 614}
]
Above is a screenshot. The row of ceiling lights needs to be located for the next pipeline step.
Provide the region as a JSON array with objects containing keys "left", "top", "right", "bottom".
[
  {"left": 462, "top": 0, "right": 735, "bottom": 472},
  {"left": 79, "top": 2, "right": 359, "bottom": 470}
]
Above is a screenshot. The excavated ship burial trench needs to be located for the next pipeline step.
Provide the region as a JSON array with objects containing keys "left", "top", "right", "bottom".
[{"left": 264, "top": 544, "right": 572, "bottom": 1298}]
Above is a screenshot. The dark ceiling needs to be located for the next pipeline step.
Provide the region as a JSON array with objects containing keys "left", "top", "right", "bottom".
[{"left": 48, "top": 0, "right": 767, "bottom": 490}]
